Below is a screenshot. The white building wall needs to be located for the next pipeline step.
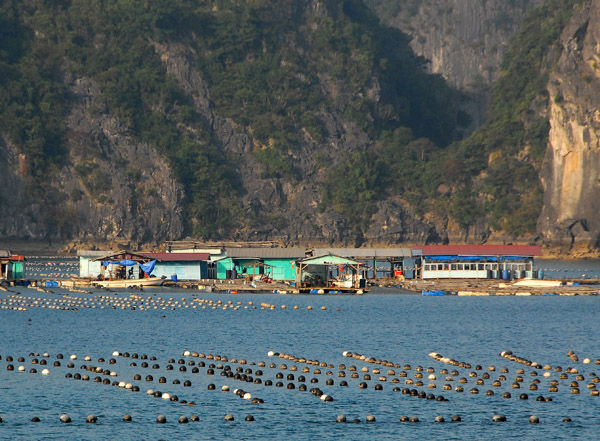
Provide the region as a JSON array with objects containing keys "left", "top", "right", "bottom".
[
  {"left": 79, "top": 257, "right": 103, "bottom": 278},
  {"left": 422, "top": 269, "right": 489, "bottom": 279},
  {"left": 153, "top": 262, "right": 202, "bottom": 281}
]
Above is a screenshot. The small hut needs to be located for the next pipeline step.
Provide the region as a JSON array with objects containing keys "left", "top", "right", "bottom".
[
  {"left": 294, "top": 254, "right": 364, "bottom": 291},
  {"left": 93, "top": 251, "right": 157, "bottom": 281}
]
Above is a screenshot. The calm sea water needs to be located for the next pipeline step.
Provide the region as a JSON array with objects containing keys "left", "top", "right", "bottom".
[{"left": 1, "top": 259, "right": 599, "bottom": 440}]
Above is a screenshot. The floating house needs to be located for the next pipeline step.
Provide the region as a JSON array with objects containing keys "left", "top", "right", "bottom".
[
  {"left": 143, "top": 252, "right": 211, "bottom": 281},
  {"left": 295, "top": 254, "right": 365, "bottom": 291},
  {"left": 0, "top": 250, "right": 25, "bottom": 282},
  {"left": 217, "top": 248, "right": 305, "bottom": 281},
  {"left": 311, "top": 247, "right": 414, "bottom": 278},
  {"left": 79, "top": 250, "right": 211, "bottom": 281},
  {"left": 411, "top": 245, "right": 543, "bottom": 280},
  {"left": 92, "top": 251, "right": 158, "bottom": 281}
]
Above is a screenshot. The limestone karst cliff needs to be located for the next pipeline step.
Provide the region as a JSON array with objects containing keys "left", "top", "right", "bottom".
[
  {"left": 366, "top": 0, "right": 542, "bottom": 127},
  {"left": 539, "top": 0, "right": 600, "bottom": 253}
]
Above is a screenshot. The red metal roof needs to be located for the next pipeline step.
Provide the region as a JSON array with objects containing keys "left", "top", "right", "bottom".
[
  {"left": 141, "top": 252, "right": 210, "bottom": 262},
  {"left": 411, "top": 245, "right": 542, "bottom": 257}
]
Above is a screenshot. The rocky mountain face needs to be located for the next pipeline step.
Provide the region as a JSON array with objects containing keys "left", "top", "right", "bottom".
[
  {"left": 539, "top": 0, "right": 600, "bottom": 254},
  {"left": 367, "top": 0, "right": 542, "bottom": 126},
  {"left": 1, "top": 0, "right": 453, "bottom": 247},
  {"left": 2, "top": 0, "right": 600, "bottom": 253},
  {"left": 153, "top": 30, "right": 439, "bottom": 246},
  {"left": 0, "top": 77, "right": 185, "bottom": 245}
]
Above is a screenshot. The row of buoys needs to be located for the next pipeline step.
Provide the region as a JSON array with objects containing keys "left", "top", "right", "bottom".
[
  {"left": 335, "top": 413, "right": 573, "bottom": 423},
  {"left": 0, "top": 290, "right": 313, "bottom": 313},
  {"left": 3, "top": 345, "right": 600, "bottom": 432},
  {"left": 502, "top": 350, "right": 600, "bottom": 368},
  {"left": 566, "top": 350, "right": 595, "bottom": 364},
  {"left": 267, "top": 351, "right": 337, "bottom": 369},
  {"left": 342, "top": 351, "right": 399, "bottom": 368},
  {"left": 337, "top": 350, "right": 600, "bottom": 397},
  {"left": 0, "top": 413, "right": 253, "bottom": 424},
  {"left": 1, "top": 292, "right": 327, "bottom": 312},
  {"left": 25, "top": 259, "right": 78, "bottom": 265},
  {"left": 429, "top": 352, "right": 472, "bottom": 368},
  {"left": 500, "top": 350, "right": 541, "bottom": 368},
  {"left": 7, "top": 347, "right": 600, "bottom": 397}
]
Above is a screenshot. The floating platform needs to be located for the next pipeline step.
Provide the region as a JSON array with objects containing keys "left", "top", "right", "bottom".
[
  {"left": 380, "top": 278, "right": 600, "bottom": 296},
  {"left": 297, "top": 287, "right": 365, "bottom": 294}
]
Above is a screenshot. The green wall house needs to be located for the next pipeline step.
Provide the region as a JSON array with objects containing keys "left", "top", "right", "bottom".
[
  {"left": 0, "top": 251, "right": 25, "bottom": 281},
  {"left": 263, "top": 258, "right": 296, "bottom": 281},
  {"left": 220, "top": 248, "right": 305, "bottom": 281}
]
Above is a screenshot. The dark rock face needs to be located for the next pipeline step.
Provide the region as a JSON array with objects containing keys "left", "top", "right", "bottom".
[
  {"left": 539, "top": 0, "right": 600, "bottom": 253},
  {"left": 0, "top": 76, "right": 184, "bottom": 243},
  {"left": 153, "top": 37, "right": 435, "bottom": 246},
  {"left": 0, "top": 136, "right": 35, "bottom": 238}
]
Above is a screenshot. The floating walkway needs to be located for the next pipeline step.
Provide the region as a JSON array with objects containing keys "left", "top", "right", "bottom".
[{"left": 393, "top": 278, "right": 600, "bottom": 296}]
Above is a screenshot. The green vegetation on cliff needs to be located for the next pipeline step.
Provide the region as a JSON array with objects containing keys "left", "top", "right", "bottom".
[{"left": 0, "top": 0, "right": 464, "bottom": 239}]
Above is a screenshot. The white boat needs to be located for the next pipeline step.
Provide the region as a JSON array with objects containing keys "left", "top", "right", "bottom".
[{"left": 91, "top": 276, "right": 165, "bottom": 288}]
